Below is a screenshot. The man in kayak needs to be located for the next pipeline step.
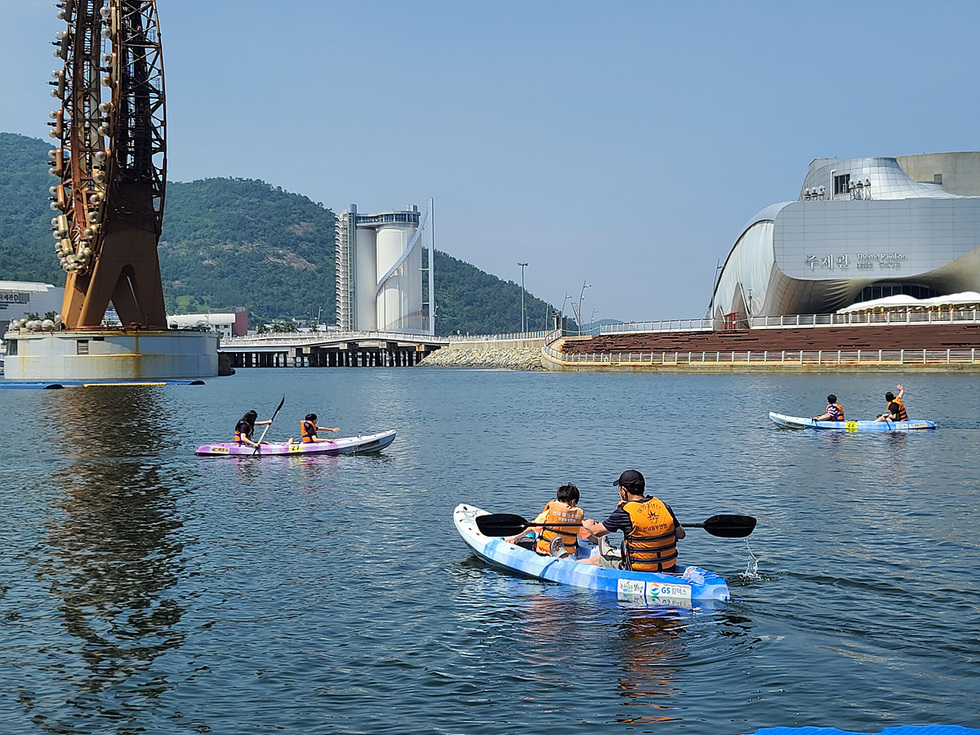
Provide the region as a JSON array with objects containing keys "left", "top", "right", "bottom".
[
  {"left": 234, "top": 410, "right": 273, "bottom": 447},
  {"left": 874, "top": 384, "right": 908, "bottom": 422},
  {"left": 301, "top": 413, "right": 340, "bottom": 443},
  {"left": 579, "top": 470, "right": 685, "bottom": 573},
  {"left": 504, "top": 483, "right": 585, "bottom": 556},
  {"left": 812, "top": 394, "right": 844, "bottom": 422}
]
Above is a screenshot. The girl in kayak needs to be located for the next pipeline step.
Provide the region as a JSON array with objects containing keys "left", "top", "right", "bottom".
[
  {"left": 505, "top": 483, "right": 585, "bottom": 556},
  {"left": 234, "top": 410, "right": 273, "bottom": 447},
  {"left": 301, "top": 413, "right": 340, "bottom": 443},
  {"left": 813, "top": 394, "right": 844, "bottom": 422}
]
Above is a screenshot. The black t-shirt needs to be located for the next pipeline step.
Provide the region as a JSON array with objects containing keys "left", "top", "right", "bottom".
[{"left": 235, "top": 419, "right": 253, "bottom": 439}]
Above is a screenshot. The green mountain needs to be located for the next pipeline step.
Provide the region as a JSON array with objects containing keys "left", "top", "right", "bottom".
[
  {"left": 159, "top": 178, "right": 337, "bottom": 322},
  {"left": 0, "top": 133, "right": 66, "bottom": 284},
  {"left": 0, "top": 132, "right": 558, "bottom": 335}
]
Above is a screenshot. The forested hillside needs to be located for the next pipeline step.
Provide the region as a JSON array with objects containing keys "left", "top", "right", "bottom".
[
  {"left": 0, "top": 133, "right": 65, "bottom": 284},
  {"left": 0, "top": 132, "right": 559, "bottom": 334},
  {"left": 160, "top": 178, "right": 337, "bottom": 321}
]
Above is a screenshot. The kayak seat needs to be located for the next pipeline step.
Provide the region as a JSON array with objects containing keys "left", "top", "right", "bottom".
[{"left": 515, "top": 537, "right": 535, "bottom": 551}]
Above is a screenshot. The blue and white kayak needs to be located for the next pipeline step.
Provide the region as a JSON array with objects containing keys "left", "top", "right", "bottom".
[
  {"left": 453, "top": 503, "right": 730, "bottom": 609},
  {"left": 196, "top": 429, "right": 395, "bottom": 456},
  {"left": 769, "top": 412, "right": 937, "bottom": 432}
]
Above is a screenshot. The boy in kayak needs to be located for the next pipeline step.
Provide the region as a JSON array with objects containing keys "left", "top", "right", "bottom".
[
  {"left": 813, "top": 394, "right": 844, "bottom": 422},
  {"left": 875, "top": 384, "right": 908, "bottom": 422},
  {"left": 579, "top": 470, "right": 685, "bottom": 573},
  {"left": 300, "top": 413, "right": 340, "bottom": 443},
  {"left": 234, "top": 410, "right": 273, "bottom": 447},
  {"left": 505, "top": 483, "right": 585, "bottom": 557}
]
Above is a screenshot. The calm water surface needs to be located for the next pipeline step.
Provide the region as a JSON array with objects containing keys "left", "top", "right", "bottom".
[{"left": 0, "top": 368, "right": 977, "bottom": 734}]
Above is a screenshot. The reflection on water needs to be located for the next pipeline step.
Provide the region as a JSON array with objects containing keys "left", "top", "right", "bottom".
[
  {"left": 612, "top": 609, "right": 683, "bottom": 725},
  {"left": 36, "top": 387, "right": 188, "bottom": 723}
]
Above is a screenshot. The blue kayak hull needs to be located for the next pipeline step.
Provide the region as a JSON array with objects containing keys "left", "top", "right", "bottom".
[
  {"left": 454, "top": 503, "right": 730, "bottom": 609},
  {"left": 769, "top": 412, "right": 936, "bottom": 432}
]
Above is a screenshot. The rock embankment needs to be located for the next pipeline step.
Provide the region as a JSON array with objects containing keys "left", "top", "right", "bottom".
[{"left": 419, "top": 344, "right": 543, "bottom": 371}]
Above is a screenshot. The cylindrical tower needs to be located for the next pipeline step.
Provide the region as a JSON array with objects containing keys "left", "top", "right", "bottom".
[
  {"left": 376, "top": 223, "right": 422, "bottom": 331},
  {"left": 355, "top": 228, "right": 377, "bottom": 332}
]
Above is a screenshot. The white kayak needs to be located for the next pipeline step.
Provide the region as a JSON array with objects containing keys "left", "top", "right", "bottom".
[
  {"left": 196, "top": 429, "right": 396, "bottom": 456},
  {"left": 453, "top": 503, "right": 731, "bottom": 609},
  {"left": 768, "top": 412, "right": 936, "bottom": 432}
]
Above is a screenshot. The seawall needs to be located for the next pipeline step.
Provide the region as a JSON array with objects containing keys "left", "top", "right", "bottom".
[{"left": 418, "top": 337, "right": 545, "bottom": 370}]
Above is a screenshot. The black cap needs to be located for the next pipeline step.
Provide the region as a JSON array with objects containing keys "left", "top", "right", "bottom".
[{"left": 613, "top": 470, "right": 645, "bottom": 492}]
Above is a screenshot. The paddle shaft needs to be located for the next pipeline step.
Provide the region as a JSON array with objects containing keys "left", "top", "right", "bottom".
[
  {"left": 252, "top": 395, "right": 285, "bottom": 455},
  {"left": 476, "top": 512, "right": 756, "bottom": 539},
  {"left": 510, "top": 521, "right": 719, "bottom": 530}
]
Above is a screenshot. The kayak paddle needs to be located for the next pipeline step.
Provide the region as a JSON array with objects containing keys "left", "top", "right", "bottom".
[
  {"left": 252, "top": 395, "right": 285, "bottom": 455},
  {"left": 475, "top": 512, "right": 756, "bottom": 539}
]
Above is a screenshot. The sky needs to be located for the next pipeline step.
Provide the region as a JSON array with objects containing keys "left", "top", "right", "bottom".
[{"left": 3, "top": 1, "right": 980, "bottom": 324}]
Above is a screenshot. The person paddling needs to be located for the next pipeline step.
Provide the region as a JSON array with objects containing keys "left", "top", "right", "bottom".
[
  {"left": 813, "top": 394, "right": 844, "bottom": 422},
  {"left": 235, "top": 410, "right": 273, "bottom": 447},
  {"left": 875, "top": 384, "right": 908, "bottom": 422},
  {"left": 579, "top": 470, "right": 686, "bottom": 572},
  {"left": 505, "top": 483, "right": 585, "bottom": 556},
  {"left": 300, "top": 413, "right": 340, "bottom": 443}
]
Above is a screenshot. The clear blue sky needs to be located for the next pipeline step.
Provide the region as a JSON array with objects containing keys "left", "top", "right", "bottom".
[{"left": 3, "top": 1, "right": 979, "bottom": 323}]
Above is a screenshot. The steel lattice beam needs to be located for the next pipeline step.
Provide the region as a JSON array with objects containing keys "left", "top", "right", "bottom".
[{"left": 49, "top": 0, "right": 168, "bottom": 329}]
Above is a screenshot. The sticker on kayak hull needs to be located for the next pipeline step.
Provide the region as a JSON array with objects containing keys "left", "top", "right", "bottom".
[
  {"left": 845, "top": 421, "right": 857, "bottom": 431},
  {"left": 617, "top": 578, "right": 692, "bottom": 607}
]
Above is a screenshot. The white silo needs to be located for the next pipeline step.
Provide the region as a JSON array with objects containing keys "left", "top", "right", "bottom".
[
  {"left": 376, "top": 218, "right": 423, "bottom": 331},
  {"left": 355, "top": 227, "right": 378, "bottom": 331}
]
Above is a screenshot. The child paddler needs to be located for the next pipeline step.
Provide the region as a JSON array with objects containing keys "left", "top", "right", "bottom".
[{"left": 505, "top": 483, "right": 586, "bottom": 557}]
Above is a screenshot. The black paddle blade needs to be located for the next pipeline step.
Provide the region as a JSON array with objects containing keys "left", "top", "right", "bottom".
[
  {"left": 271, "top": 395, "right": 286, "bottom": 419},
  {"left": 697, "top": 514, "right": 757, "bottom": 538},
  {"left": 475, "top": 513, "right": 530, "bottom": 537}
]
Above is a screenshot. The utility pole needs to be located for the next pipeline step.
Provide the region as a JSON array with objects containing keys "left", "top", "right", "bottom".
[{"left": 518, "top": 262, "right": 528, "bottom": 333}]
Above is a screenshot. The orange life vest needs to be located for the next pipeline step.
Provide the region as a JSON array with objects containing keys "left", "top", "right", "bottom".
[
  {"left": 534, "top": 501, "right": 584, "bottom": 555},
  {"left": 621, "top": 496, "right": 679, "bottom": 572},
  {"left": 234, "top": 420, "right": 252, "bottom": 445},
  {"left": 301, "top": 420, "right": 318, "bottom": 442},
  {"left": 889, "top": 397, "right": 908, "bottom": 421},
  {"left": 828, "top": 403, "right": 844, "bottom": 421}
]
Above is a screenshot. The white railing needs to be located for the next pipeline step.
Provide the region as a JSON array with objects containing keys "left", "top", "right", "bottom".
[
  {"left": 447, "top": 330, "right": 548, "bottom": 343},
  {"left": 599, "top": 318, "right": 714, "bottom": 335},
  {"left": 596, "top": 309, "right": 980, "bottom": 335},
  {"left": 750, "top": 309, "right": 980, "bottom": 329},
  {"left": 544, "top": 345, "right": 979, "bottom": 367},
  {"left": 221, "top": 329, "right": 445, "bottom": 349}
]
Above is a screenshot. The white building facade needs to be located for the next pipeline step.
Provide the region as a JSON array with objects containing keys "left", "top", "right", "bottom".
[
  {"left": 0, "top": 281, "right": 64, "bottom": 335},
  {"left": 709, "top": 152, "right": 980, "bottom": 326}
]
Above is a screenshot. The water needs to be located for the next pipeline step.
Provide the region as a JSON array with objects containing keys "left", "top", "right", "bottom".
[{"left": 0, "top": 369, "right": 978, "bottom": 734}]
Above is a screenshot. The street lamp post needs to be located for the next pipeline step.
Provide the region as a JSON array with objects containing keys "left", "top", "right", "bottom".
[
  {"left": 575, "top": 281, "right": 591, "bottom": 331},
  {"left": 518, "top": 262, "right": 528, "bottom": 333},
  {"left": 560, "top": 293, "right": 571, "bottom": 332}
]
